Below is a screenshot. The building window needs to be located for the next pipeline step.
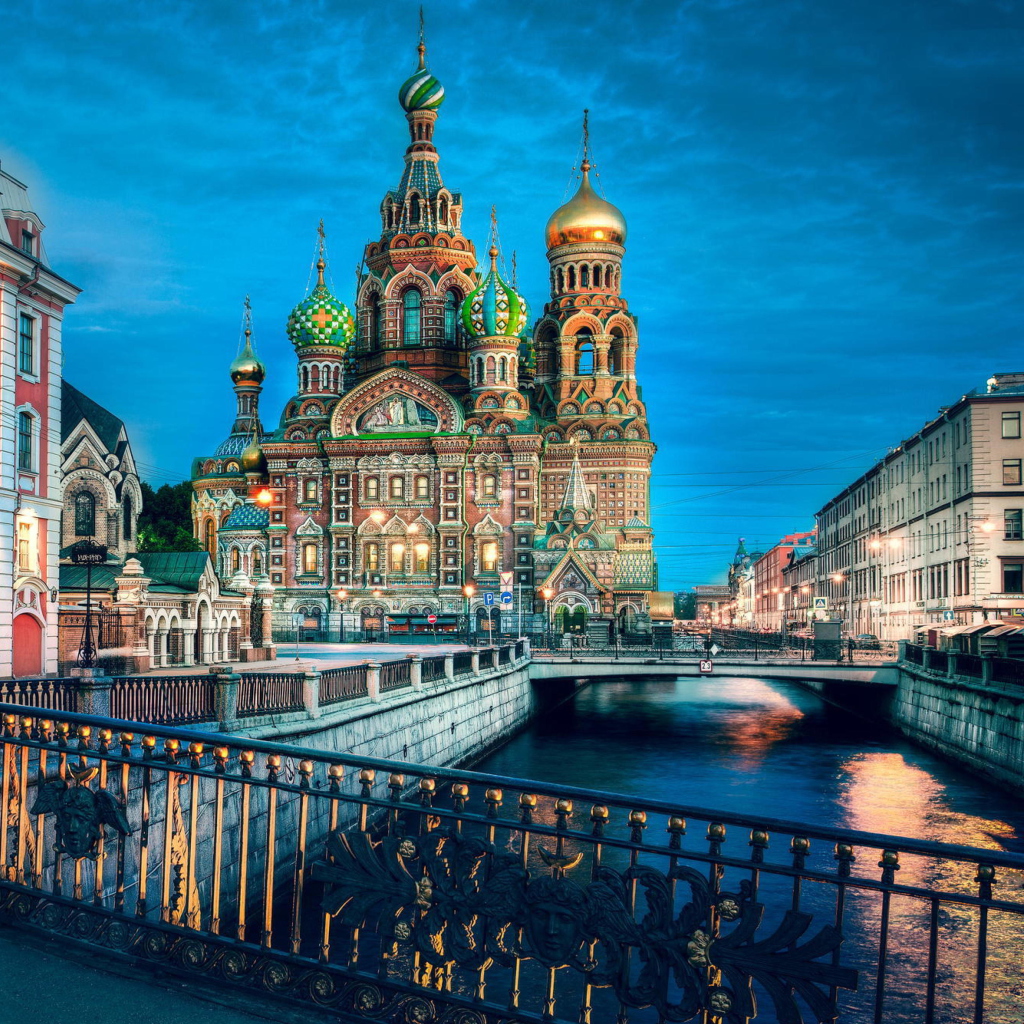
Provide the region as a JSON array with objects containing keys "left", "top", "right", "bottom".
[
  {"left": 1006, "top": 510, "right": 1023, "bottom": 540},
  {"left": 365, "top": 476, "right": 379, "bottom": 500},
  {"left": 403, "top": 290, "right": 421, "bottom": 346},
  {"left": 21, "top": 230, "right": 34, "bottom": 255},
  {"left": 366, "top": 542, "right": 380, "bottom": 571},
  {"left": 253, "top": 550, "right": 263, "bottom": 575},
  {"left": 481, "top": 474, "right": 497, "bottom": 499},
  {"left": 390, "top": 476, "right": 405, "bottom": 499},
  {"left": 1004, "top": 562, "right": 1024, "bottom": 594},
  {"left": 74, "top": 491, "right": 96, "bottom": 536},
  {"left": 231, "top": 548, "right": 241, "bottom": 573},
  {"left": 390, "top": 542, "right": 405, "bottom": 573},
  {"left": 17, "top": 412, "right": 33, "bottom": 471},
  {"left": 415, "top": 475, "right": 429, "bottom": 499},
  {"left": 481, "top": 540, "right": 498, "bottom": 572},
  {"left": 576, "top": 331, "right": 594, "bottom": 375},
  {"left": 1003, "top": 412, "right": 1021, "bottom": 439},
  {"left": 302, "top": 543, "right": 318, "bottom": 575},
  {"left": 304, "top": 479, "right": 318, "bottom": 502},
  {"left": 1004, "top": 460, "right": 1022, "bottom": 486},
  {"left": 123, "top": 493, "right": 133, "bottom": 541},
  {"left": 444, "top": 290, "right": 459, "bottom": 344},
  {"left": 414, "top": 542, "right": 430, "bottom": 573},
  {"left": 18, "top": 315, "right": 34, "bottom": 375},
  {"left": 204, "top": 520, "right": 215, "bottom": 555},
  {"left": 17, "top": 522, "right": 32, "bottom": 573}
]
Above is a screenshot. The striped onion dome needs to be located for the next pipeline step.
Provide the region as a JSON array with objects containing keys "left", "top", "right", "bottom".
[
  {"left": 461, "top": 247, "right": 529, "bottom": 339},
  {"left": 399, "top": 67, "right": 445, "bottom": 112},
  {"left": 286, "top": 258, "right": 356, "bottom": 350}
]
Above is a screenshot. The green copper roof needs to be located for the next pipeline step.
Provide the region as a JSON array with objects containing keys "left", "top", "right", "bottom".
[{"left": 461, "top": 249, "right": 529, "bottom": 339}]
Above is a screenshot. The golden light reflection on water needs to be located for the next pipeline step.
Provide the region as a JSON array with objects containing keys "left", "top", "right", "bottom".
[
  {"left": 699, "top": 678, "right": 805, "bottom": 768},
  {"left": 837, "top": 752, "right": 1024, "bottom": 1021}
]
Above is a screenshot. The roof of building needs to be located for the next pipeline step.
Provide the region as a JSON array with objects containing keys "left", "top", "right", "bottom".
[
  {"left": 60, "top": 552, "right": 214, "bottom": 594},
  {"left": 222, "top": 504, "right": 270, "bottom": 531},
  {"left": 0, "top": 165, "right": 51, "bottom": 264},
  {"left": 62, "top": 381, "right": 126, "bottom": 452}
]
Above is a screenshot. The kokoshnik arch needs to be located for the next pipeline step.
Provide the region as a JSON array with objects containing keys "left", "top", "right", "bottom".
[{"left": 191, "top": 34, "right": 658, "bottom": 642}]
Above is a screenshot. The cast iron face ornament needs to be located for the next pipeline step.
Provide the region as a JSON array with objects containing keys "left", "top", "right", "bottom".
[{"left": 30, "top": 766, "right": 131, "bottom": 859}]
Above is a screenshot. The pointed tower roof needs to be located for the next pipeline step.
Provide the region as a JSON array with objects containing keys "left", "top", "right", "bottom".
[
  {"left": 733, "top": 537, "right": 748, "bottom": 563},
  {"left": 560, "top": 446, "right": 593, "bottom": 512}
]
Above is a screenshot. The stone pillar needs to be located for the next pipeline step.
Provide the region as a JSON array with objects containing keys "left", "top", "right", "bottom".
[
  {"left": 258, "top": 583, "right": 276, "bottom": 655},
  {"left": 594, "top": 335, "right": 611, "bottom": 375},
  {"left": 948, "top": 652, "right": 959, "bottom": 679},
  {"left": 210, "top": 668, "right": 240, "bottom": 730},
  {"left": 896, "top": 639, "right": 907, "bottom": 662},
  {"left": 444, "top": 652, "right": 454, "bottom": 681},
  {"left": 158, "top": 628, "right": 169, "bottom": 668},
  {"left": 366, "top": 661, "right": 381, "bottom": 702},
  {"left": 182, "top": 629, "right": 196, "bottom": 667},
  {"left": 408, "top": 654, "right": 422, "bottom": 691},
  {"left": 69, "top": 671, "right": 112, "bottom": 718},
  {"left": 521, "top": 636, "right": 531, "bottom": 660},
  {"left": 922, "top": 646, "right": 935, "bottom": 673},
  {"left": 302, "top": 670, "right": 321, "bottom": 719},
  {"left": 471, "top": 651, "right": 480, "bottom": 677},
  {"left": 201, "top": 629, "right": 214, "bottom": 665},
  {"left": 981, "top": 654, "right": 994, "bottom": 684}
]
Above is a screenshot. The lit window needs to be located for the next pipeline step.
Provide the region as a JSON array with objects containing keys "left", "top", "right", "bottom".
[
  {"left": 17, "top": 522, "right": 32, "bottom": 573},
  {"left": 1004, "top": 460, "right": 1022, "bottom": 486},
  {"left": 74, "top": 492, "right": 96, "bottom": 536},
  {"left": 302, "top": 543, "right": 318, "bottom": 574},
  {"left": 390, "top": 542, "right": 405, "bottom": 572},
  {"left": 231, "top": 548, "right": 241, "bottom": 573},
  {"left": 481, "top": 541, "right": 498, "bottom": 572},
  {"left": 17, "top": 412, "right": 32, "bottom": 471},
  {"left": 390, "top": 476, "right": 405, "bottom": 500},
  {"left": 414, "top": 542, "right": 430, "bottom": 573},
  {"left": 204, "top": 520, "right": 215, "bottom": 554},
  {"left": 18, "top": 315, "right": 34, "bottom": 374},
  {"left": 304, "top": 479, "right": 318, "bottom": 502},
  {"left": 482, "top": 474, "right": 497, "bottom": 499},
  {"left": 403, "top": 290, "right": 421, "bottom": 346},
  {"left": 366, "top": 542, "right": 380, "bottom": 571},
  {"left": 365, "top": 476, "right": 381, "bottom": 501},
  {"left": 1003, "top": 412, "right": 1021, "bottom": 439},
  {"left": 415, "top": 475, "right": 429, "bottom": 499}
]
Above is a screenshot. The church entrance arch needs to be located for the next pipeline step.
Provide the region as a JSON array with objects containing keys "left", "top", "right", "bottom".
[
  {"left": 553, "top": 605, "right": 588, "bottom": 635},
  {"left": 12, "top": 612, "right": 43, "bottom": 676}
]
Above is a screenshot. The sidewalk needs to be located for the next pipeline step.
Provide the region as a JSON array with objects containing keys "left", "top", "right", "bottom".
[{"left": 0, "top": 925, "right": 284, "bottom": 1024}]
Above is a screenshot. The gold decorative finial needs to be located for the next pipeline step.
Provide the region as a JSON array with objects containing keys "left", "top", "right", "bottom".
[
  {"left": 581, "top": 108, "right": 591, "bottom": 174},
  {"left": 417, "top": 6, "right": 426, "bottom": 70},
  {"left": 316, "top": 219, "right": 326, "bottom": 286},
  {"left": 243, "top": 294, "right": 252, "bottom": 340}
]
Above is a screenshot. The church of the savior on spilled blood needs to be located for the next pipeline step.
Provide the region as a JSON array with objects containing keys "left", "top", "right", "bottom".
[{"left": 191, "top": 38, "right": 658, "bottom": 642}]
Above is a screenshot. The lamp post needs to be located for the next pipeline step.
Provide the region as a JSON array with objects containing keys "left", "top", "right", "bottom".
[
  {"left": 463, "top": 583, "right": 475, "bottom": 644},
  {"left": 541, "top": 587, "right": 554, "bottom": 648},
  {"left": 70, "top": 540, "right": 108, "bottom": 669},
  {"left": 336, "top": 588, "right": 348, "bottom": 643}
]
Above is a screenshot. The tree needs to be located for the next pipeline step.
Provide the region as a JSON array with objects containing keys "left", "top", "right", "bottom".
[
  {"left": 674, "top": 591, "right": 697, "bottom": 620},
  {"left": 136, "top": 482, "right": 201, "bottom": 553}
]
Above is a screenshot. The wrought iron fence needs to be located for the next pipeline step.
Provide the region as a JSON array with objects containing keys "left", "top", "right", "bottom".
[
  {"left": 452, "top": 652, "right": 474, "bottom": 675},
  {"left": 319, "top": 665, "right": 368, "bottom": 706},
  {"left": 904, "top": 643, "right": 924, "bottom": 665},
  {"left": 109, "top": 675, "right": 216, "bottom": 726},
  {"left": 928, "top": 650, "right": 949, "bottom": 674},
  {"left": 955, "top": 652, "right": 985, "bottom": 679},
  {"left": 379, "top": 660, "right": 411, "bottom": 692},
  {"left": 1, "top": 702, "right": 1022, "bottom": 1024},
  {"left": 0, "top": 678, "right": 77, "bottom": 712},
  {"left": 420, "top": 656, "right": 447, "bottom": 683},
  {"left": 991, "top": 657, "right": 1024, "bottom": 687},
  {"left": 236, "top": 672, "right": 305, "bottom": 717}
]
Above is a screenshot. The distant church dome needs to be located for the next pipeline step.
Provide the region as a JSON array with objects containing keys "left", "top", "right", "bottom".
[
  {"left": 545, "top": 161, "right": 627, "bottom": 249},
  {"left": 461, "top": 247, "right": 529, "bottom": 338},
  {"left": 286, "top": 258, "right": 356, "bottom": 350},
  {"left": 229, "top": 334, "right": 266, "bottom": 385},
  {"left": 399, "top": 67, "right": 445, "bottom": 112},
  {"left": 239, "top": 438, "right": 267, "bottom": 476}
]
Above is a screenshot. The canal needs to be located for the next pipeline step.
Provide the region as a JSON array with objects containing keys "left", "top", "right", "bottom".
[{"left": 471, "top": 675, "right": 1024, "bottom": 1023}]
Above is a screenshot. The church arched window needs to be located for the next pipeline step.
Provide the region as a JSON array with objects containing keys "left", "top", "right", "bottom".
[
  {"left": 365, "top": 476, "right": 380, "bottom": 500},
  {"left": 567, "top": 266, "right": 576, "bottom": 290},
  {"left": 368, "top": 294, "right": 380, "bottom": 349},
  {"left": 365, "top": 542, "right": 380, "bottom": 571},
  {"left": 576, "top": 329, "right": 594, "bottom": 375},
  {"left": 75, "top": 491, "right": 95, "bottom": 536},
  {"left": 439, "top": 197, "right": 449, "bottom": 224},
  {"left": 444, "top": 289, "right": 459, "bottom": 345},
  {"left": 486, "top": 356, "right": 496, "bottom": 384},
  {"left": 231, "top": 547, "right": 240, "bottom": 573},
  {"left": 252, "top": 548, "right": 263, "bottom": 576},
  {"left": 415, "top": 475, "right": 429, "bottom": 499},
  {"left": 403, "top": 290, "right": 422, "bottom": 346},
  {"left": 556, "top": 268, "right": 564, "bottom": 292},
  {"left": 414, "top": 542, "right": 430, "bottom": 573},
  {"left": 580, "top": 264, "right": 589, "bottom": 288},
  {"left": 409, "top": 195, "right": 420, "bottom": 225},
  {"left": 204, "top": 520, "right": 215, "bottom": 555},
  {"left": 123, "top": 493, "right": 133, "bottom": 542},
  {"left": 593, "top": 264, "right": 602, "bottom": 288}
]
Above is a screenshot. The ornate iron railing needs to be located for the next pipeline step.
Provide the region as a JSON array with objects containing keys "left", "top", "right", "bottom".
[
  {"left": 109, "top": 675, "right": 216, "bottom": 726},
  {"left": 452, "top": 652, "right": 474, "bottom": 675},
  {"left": 991, "top": 657, "right": 1024, "bottom": 687},
  {"left": 379, "top": 660, "right": 411, "bottom": 692},
  {"left": 319, "top": 665, "right": 369, "bottom": 706},
  {"left": 236, "top": 672, "right": 305, "bottom": 717},
  {"left": 1, "top": 702, "right": 1022, "bottom": 1024},
  {"left": 420, "top": 656, "right": 447, "bottom": 682},
  {"left": 0, "top": 678, "right": 77, "bottom": 712}
]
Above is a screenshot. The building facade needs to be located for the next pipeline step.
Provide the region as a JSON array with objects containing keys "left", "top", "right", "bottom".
[
  {"left": 191, "top": 42, "right": 657, "bottom": 640},
  {"left": 815, "top": 372, "right": 1024, "bottom": 639},
  {"left": 751, "top": 530, "right": 816, "bottom": 632},
  {"left": 0, "top": 164, "right": 80, "bottom": 676}
]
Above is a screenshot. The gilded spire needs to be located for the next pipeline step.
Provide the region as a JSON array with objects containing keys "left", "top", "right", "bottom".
[{"left": 581, "top": 108, "right": 591, "bottom": 173}]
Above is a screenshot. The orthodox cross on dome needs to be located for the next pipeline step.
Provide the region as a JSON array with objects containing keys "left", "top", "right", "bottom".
[
  {"left": 243, "top": 293, "right": 253, "bottom": 340},
  {"left": 581, "top": 107, "right": 591, "bottom": 172},
  {"left": 418, "top": 5, "right": 426, "bottom": 70},
  {"left": 315, "top": 218, "right": 327, "bottom": 287}
]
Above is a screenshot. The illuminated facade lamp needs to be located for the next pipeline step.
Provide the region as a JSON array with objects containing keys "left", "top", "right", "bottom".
[{"left": 255, "top": 488, "right": 273, "bottom": 506}]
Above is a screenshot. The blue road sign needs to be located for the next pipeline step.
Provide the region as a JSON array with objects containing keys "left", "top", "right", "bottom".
[
  {"left": 483, "top": 592, "right": 495, "bottom": 606},
  {"left": 500, "top": 592, "right": 513, "bottom": 604}
]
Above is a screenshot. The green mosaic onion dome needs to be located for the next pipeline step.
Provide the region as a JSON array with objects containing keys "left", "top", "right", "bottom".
[
  {"left": 399, "top": 66, "right": 445, "bottom": 112},
  {"left": 286, "top": 259, "right": 356, "bottom": 350},
  {"left": 461, "top": 247, "right": 529, "bottom": 339}
]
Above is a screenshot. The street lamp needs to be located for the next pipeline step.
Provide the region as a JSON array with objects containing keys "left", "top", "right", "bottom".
[
  {"left": 463, "top": 583, "right": 475, "bottom": 644},
  {"left": 336, "top": 588, "right": 348, "bottom": 643},
  {"left": 541, "top": 587, "right": 554, "bottom": 647}
]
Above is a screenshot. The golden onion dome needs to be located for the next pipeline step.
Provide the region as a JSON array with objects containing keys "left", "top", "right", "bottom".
[
  {"left": 239, "top": 438, "right": 267, "bottom": 476},
  {"left": 545, "top": 161, "right": 627, "bottom": 250},
  {"left": 230, "top": 334, "right": 266, "bottom": 385}
]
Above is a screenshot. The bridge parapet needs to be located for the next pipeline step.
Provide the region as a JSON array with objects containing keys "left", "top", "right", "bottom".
[{"left": 1, "top": 700, "right": 1021, "bottom": 1023}]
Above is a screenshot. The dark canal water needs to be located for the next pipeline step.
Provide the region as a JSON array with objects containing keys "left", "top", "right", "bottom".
[{"left": 471, "top": 676, "right": 1024, "bottom": 1023}]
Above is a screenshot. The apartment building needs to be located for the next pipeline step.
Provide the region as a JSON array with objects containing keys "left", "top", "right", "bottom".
[{"left": 815, "top": 372, "right": 1024, "bottom": 639}]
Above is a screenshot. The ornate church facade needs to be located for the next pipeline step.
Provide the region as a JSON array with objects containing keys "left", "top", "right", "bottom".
[{"left": 191, "top": 40, "right": 657, "bottom": 642}]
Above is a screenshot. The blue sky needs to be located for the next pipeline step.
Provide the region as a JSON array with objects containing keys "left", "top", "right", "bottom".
[{"left": 3, "top": 0, "right": 1021, "bottom": 588}]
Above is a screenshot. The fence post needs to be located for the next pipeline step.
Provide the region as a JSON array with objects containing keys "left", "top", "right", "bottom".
[
  {"left": 897, "top": 639, "right": 908, "bottom": 663},
  {"left": 947, "top": 652, "right": 959, "bottom": 679},
  {"left": 366, "top": 661, "right": 381, "bottom": 702},
  {"left": 302, "top": 669, "right": 321, "bottom": 718},
  {"left": 521, "top": 636, "right": 531, "bottom": 660},
  {"left": 981, "top": 654, "right": 994, "bottom": 685},
  {"left": 922, "top": 646, "right": 934, "bottom": 673},
  {"left": 471, "top": 651, "right": 481, "bottom": 677},
  {"left": 69, "top": 671, "right": 112, "bottom": 718},
  {"left": 408, "top": 654, "right": 423, "bottom": 691},
  {"left": 210, "top": 667, "right": 240, "bottom": 730},
  {"left": 444, "top": 652, "right": 454, "bottom": 681}
]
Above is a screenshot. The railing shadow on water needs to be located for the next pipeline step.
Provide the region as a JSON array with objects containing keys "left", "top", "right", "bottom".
[{"left": 1, "top": 699, "right": 1023, "bottom": 1024}]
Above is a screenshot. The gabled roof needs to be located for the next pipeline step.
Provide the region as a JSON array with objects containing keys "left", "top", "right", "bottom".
[
  {"left": 540, "top": 551, "right": 606, "bottom": 592},
  {"left": 60, "top": 552, "right": 214, "bottom": 595},
  {"left": 62, "top": 381, "right": 125, "bottom": 452}
]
